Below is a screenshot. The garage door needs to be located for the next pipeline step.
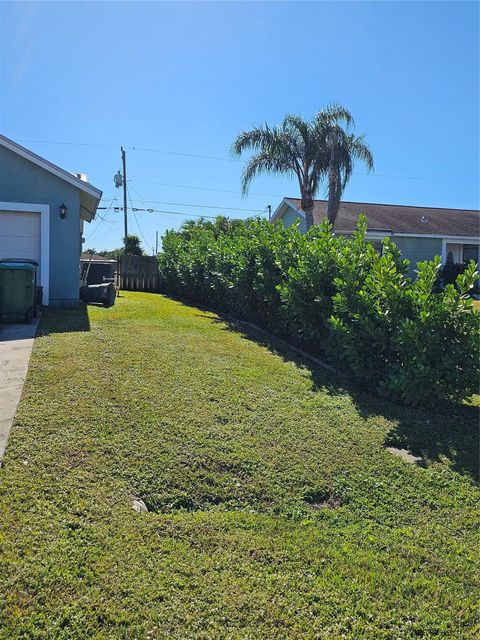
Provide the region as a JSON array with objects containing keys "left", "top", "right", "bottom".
[{"left": 0, "top": 211, "right": 41, "bottom": 279}]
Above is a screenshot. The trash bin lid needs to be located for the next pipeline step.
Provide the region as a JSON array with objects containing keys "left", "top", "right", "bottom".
[{"left": 0, "top": 262, "right": 37, "bottom": 271}]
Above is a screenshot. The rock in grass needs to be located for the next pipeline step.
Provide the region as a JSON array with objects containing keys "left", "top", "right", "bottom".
[
  {"left": 132, "top": 498, "right": 148, "bottom": 513},
  {"left": 386, "top": 446, "right": 425, "bottom": 466}
]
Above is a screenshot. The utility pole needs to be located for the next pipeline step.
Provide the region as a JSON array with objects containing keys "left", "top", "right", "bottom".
[
  {"left": 155, "top": 231, "right": 159, "bottom": 255},
  {"left": 121, "top": 147, "right": 128, "bottom": 246}
]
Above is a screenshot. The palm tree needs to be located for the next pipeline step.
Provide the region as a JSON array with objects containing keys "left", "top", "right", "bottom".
[
  {"left": 232, "top": 104, "right": 373, "bottom": 230},
  {"left": 324, "top": 126, "right": 374, "bottom": 227}
]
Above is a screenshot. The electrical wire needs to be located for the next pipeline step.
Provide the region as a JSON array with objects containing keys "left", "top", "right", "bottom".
[
  {"left": 85, "top": 196, "right": 118, "bottom": 242},
  {"left": 86, "top": 201, "right": 120, "bottom": 226},
  {"left": 113, "top": 206, "right": 239, "bottom": 220},
  {"left": 124, "top": 179, "right": 268, "bottom": 217},
  {"left": 127, "top": 185, "right": 154, "bottom": 252},
  {"left": 127, "top": 182, "right": 179, "bottom": 224},
  {"left": 138, "top": 180, "right": 284, "bottom": 198},
  {"left": 119, "top": 196, "right": 263, "bottom": 213},
  {"left": 17, "top": 138, "right": 232, "bottom": 162},
  {"left": 16, "top": 138, "right": 478, "bottom": 185}
]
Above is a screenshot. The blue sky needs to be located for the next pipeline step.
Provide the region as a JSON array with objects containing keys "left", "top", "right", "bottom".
[{"left": 1, "top": 1, "right": 478, "bottom": 252}]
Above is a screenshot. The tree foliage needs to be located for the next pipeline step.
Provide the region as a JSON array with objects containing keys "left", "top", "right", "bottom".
[
  {"left": 85, "top": 235, "right": 144, "bottom": 259},
  {"left": 231, "top": 105, "right": 373, "bottom": 228},
  {"left": 123, "top": 235, "right": 143, "bottom": 256}
]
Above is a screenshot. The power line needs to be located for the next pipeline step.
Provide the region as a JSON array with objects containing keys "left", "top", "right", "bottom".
[
  {"left": 135, "top": 147, "right": 232, "bottom": 162},
  {"left": 17, "top": 138, "right": 233, "bottom": 162},
  {"left": 122, "top": 197, "right": 263, "bottom": 213},
  {"left": 85, "top": 196, "right": 119, "bottom": 242},
  {"left": 127, "top": 185, "right": 154, "bottom": 252},
  {"left": 126, "top": 179, "right": 267, "bottom": 217},
  {"left": 142, "top": 181, "right": 284, "bottom": 197},
  {"left": 112, "top": 206, "right": 232, "bottom": 220},
  {"left": 16, "top": 138, "right": 477, "bottom": 185},
  {"left": 92, "top": 198, "right": 121, "bottom": 224},
  {"left": 147, "top": 208, "right": 229, "bottom": 220},
  {"left": 352, "top": 171, "right": 476, "bottom": 185},
  {"left": 97, "top": 178, "right": 284, "bottom": 199},
  {"left": 18, "top": 139, "right": 118, "bottom": 149},
  {"left": 127, "top": 182, "right": 183, "bottom": 225}
]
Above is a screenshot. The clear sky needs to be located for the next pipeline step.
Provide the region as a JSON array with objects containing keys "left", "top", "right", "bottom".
[{"left": 1, "top": 1, "right": 478, "bottom": 252}]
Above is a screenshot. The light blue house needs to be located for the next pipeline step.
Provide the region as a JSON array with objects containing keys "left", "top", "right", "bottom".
[
  {"left": 272, "top": 198, "right": 480, "bottom": 278},
  {"left": 0, "top": 135, "right": 102, "bottom": 307}
]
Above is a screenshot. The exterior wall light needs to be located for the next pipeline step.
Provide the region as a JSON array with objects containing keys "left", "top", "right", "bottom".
[{"left": 60, "top": 203, "right": 67, "bottom": 219}]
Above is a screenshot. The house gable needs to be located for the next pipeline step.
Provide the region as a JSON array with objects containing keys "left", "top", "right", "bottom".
[
  {"left": 0, "top": 134, "right": 102, "bottom": 221},
  {"left": 0, "top": 140, "right": 102, "bottom": 305},
  {"left": 271, "top": 199, "right": 306, "bottom": 232}
]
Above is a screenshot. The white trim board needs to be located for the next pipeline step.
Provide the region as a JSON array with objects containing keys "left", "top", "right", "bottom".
[
  {"left": 271, "top": 198, "right": 293, "bottom": 224},
  {"left": 0, "top": 201, "right": 50, "bottom": 304},
  {"left": 336, "top": 231, "right": 480, "bottom": 241},
  {"left": 441, "top": 238, "right": 480, "bottom": 263}
]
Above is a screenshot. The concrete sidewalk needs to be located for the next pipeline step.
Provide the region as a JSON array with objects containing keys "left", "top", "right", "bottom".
[{"left": 0, "top": 317, "right": 40, "bottom": 461}]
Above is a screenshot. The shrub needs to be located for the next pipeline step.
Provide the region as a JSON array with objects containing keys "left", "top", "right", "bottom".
[
  {"left": 440, "top": 260, "right": 468, "bottom": 286},
  {"left": 158, "top": 216, "right": 480, "bottom": 406},
  {"left": 384, "top": 259, "right": 480, "bottom": 404},
  {"left": 440, "top": 260, "right": 479, "bottom": 295},
  {"left": 327, "top": 221, "right": 412, "bottom": 388}
]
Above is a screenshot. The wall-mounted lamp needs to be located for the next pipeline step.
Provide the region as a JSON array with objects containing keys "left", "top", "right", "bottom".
[{"left": 59, "top": 203, "right": 67, "bottom": 219}]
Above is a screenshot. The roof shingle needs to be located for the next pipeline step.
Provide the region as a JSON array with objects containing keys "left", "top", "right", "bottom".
[{"left": 285, "top": 199, "right": 480, "bottom": 237}]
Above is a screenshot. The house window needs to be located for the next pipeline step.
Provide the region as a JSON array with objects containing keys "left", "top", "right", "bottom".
[{"left": 463, "top": 245, "right": 479, "bottom": 264}]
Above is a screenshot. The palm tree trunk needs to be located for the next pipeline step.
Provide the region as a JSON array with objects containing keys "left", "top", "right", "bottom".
[
  {"left": 301, "top": 196, "right": 315, "bottom": 230},
  {"left": 327, "top": 163, "right": 339, "bottom": 228}
]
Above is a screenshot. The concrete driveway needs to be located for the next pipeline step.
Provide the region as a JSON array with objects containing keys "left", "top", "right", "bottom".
[{"left": 0, "top": 318, "right": 40, "bottom": 461}]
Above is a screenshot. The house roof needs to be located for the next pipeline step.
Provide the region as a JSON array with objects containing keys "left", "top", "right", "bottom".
[
  {"left": 0, "top": 134, "right": 102, "bottom": 222},
  {"left": 279, "top": 198, "right": 480, "bottom": 238}
]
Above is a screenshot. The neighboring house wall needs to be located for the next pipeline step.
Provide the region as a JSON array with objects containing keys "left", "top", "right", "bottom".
[
  {"left": 0, "top": 145, "right": 81, "bottom": 305},
  {"left": 278, "top": 205, "right": 447, "bottom": 278},
  {"left": 279, "top": 209, "right": 306, "bottom": 233},
  {"left": 393, "top": 236, "right": 443, "bottom": 278}
]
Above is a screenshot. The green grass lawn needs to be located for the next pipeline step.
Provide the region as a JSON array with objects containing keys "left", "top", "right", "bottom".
[{"left": 0, "top": 292, "right": 478, "bottom": 639}]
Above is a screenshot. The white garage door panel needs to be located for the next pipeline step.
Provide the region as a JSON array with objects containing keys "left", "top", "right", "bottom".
[
  {"left": 0, "top": 210, "right": 41, "bottom": 278},
  {"left": 1, "top": 211, "right": 40, "bottom": 236}
]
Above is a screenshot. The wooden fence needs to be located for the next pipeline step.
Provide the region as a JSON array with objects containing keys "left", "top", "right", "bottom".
[{"left": 117, "top": 255, "right": 160, "bottom": 292}]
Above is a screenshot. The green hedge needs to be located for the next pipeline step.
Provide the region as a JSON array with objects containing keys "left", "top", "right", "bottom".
[{"left": 158, "top": 216, "right": 479, "bottom": 406}]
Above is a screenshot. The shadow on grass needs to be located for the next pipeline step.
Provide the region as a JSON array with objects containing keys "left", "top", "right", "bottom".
[
  {"left": 194, "top": 309, "right": 479, "bottom": 483},
  {"left": 36, "top": 305, "right": 91, "bottom": 336}
]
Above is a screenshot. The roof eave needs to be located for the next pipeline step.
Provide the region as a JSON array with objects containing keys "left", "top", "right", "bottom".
[{"left": 80, "top": 192, "right": 102, "bottom": 222}]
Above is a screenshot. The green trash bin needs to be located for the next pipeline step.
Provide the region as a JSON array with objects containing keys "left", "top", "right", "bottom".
[{"left": 0, "top": 261, "right": 37, "bottom": 323}]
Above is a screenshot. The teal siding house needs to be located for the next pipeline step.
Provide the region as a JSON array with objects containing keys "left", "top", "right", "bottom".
[
  {"left": 272, "top": 198, "right": 480, "bottom": 278},
  {"left": 0, "top": 135, "right": 102, "bottom": 306}
]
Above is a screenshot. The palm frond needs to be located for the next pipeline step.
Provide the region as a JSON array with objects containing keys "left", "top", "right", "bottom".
[
  {"left": 240, "top": 151, "right": 295, "bottom": 196},
  {"left": 282, "top": 114, "right": 310, "bottom": 145},
  {"left": 348, "top": 134, "right": 374, "bottom": 171},
  {"left": 313, "top": 103, "right": 354, "bottom": 130},
  {"left": 231, "top": 124, "right": 279, "bottom": 156}
]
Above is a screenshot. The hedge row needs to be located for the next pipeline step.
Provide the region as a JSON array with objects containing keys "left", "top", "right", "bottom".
[{"left": 158, "top": 216, "right": 479, "bottom": 406}]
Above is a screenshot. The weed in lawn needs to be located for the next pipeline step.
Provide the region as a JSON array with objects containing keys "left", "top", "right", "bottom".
[{"left": 303, "top": 490, "right": 343, "bottom": 510}]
